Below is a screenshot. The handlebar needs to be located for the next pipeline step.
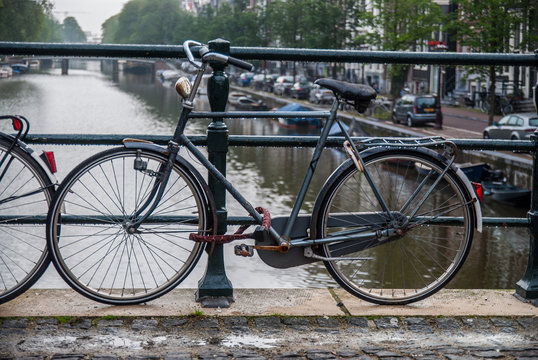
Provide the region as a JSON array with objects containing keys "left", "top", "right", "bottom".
[{"left": 183, "top": 40, "right": 254, "bottom": 71}]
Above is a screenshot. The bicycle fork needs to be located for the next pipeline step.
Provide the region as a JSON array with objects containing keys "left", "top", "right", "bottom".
[{"left": 126, "top": 141, "right": 180, "bottom": 233}]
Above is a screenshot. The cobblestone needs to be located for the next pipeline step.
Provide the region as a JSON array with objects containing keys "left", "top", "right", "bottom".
[{"left": 0, "top": 315, "right": 537, "bottom": 359}]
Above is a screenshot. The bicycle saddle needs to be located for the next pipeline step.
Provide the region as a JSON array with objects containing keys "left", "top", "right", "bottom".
[{"left": 315, "top": 78, "right": 377, "bottom": 113}]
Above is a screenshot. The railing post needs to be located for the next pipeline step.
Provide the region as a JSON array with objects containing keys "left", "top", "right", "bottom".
[
  {"left": 516, "top": 82, "right": 538, "bottom": 304},
  {"left": 195, "top": 38, "right": 234, "bottom": 308}
]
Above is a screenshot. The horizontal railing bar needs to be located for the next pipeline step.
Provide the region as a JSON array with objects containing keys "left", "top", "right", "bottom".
[
  {"left": 0, "top": 42, "right": 186, "bottom": 59},
  {"left": 190, "top": 111, "right": 330, "bottom": 118},
  {"left": 0, "top": 215, "right": 527, "bottom": 227},
  {"left": 232, "top": 47, "right": 538, "bottom": 66},
  {"left": 25, "top": 134, "right": 535, "bottom": 152},
  {"left": 1, "top": 42, "right": 536, "bottom": 66}
]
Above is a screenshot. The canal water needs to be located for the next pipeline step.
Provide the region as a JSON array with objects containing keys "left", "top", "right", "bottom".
[{"left": 0, "top": 62, "right": 530, "bottom": 291}]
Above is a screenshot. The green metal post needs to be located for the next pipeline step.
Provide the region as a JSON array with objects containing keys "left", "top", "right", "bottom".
[
  {"left": 515, "top": 80, "right": 538, "bottom": 306},
  {"left": 195, "top": 39, "right": 234, "bottom": 308}
]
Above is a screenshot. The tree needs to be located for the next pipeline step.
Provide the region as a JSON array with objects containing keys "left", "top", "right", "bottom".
[
  {"left": 450, "top": 0, "right": 537, "bottom": 124},
  {"left": 101, "top": 15, "right": 120, "bottom": 44},
  {"left": 360, "top": 0, "right": 444, "bottom": 96},
  {"left": 0, "top": 0, "right": 52, "bottom": 41},
  {"left": 37, "top": 14, "right": 64, "bottom": 42},
  {"left": 62, "top": 16, "right": 86, "bottom": 43}
]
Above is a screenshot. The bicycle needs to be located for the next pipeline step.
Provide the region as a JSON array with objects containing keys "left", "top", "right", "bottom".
[
  {"left": 46, "top": 41, "right": 482, "bottom": 306},
  {"left": 0, "top": 115, "right": 57, "bottom": 304},
  {"left": 480, "top": 93, "right": 514, "bottom": 116}
]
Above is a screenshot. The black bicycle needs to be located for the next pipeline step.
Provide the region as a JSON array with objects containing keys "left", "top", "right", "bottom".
[
  {"left": 46, "top": 41, "right": 482, "bottom": 306},
  {"left": 0, "top": 115, "right": 57, "bottom": 304}
]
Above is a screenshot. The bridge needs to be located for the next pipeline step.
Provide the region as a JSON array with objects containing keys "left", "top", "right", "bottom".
[{"left": 0, "top": 40, "right": 537, "bottom": 309}]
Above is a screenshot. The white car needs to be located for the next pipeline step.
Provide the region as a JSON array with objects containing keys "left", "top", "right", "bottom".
[{"left": 483, "top": 113, "right": 538, "bottom": 140}]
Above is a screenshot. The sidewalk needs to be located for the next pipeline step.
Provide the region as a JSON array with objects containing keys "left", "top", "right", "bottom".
[{"left": 1, "top": 289, "right": 537, "bottom": 359}]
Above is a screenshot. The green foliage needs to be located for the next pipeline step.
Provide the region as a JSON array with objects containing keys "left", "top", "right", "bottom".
[
  {"left": 63, "top": 16, "right": 86, "bottom": 43},
  {"left": 0, "top": 0, "right": 51, "bottom": 41},
  {"left": 101, "top": 15, "right": 120, "bottom": 44},
  {"left": 36, "top": 14, "right": 64, "bottom": 42},
  {"left": 362, "top": 0, "right": 443, "bottom": 51},
  {"left": 449, "top": 0, "right": 537, "bottom": 53},
  {"left": 0, "top": 1, "right": 86, "bottom": 43}
]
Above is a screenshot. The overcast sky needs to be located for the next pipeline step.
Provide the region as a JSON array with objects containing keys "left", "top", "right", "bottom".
[{"left": 52, "top": 0, "right": 128, "bottom": 37}]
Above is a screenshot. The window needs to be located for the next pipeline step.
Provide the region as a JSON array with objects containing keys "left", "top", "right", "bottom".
[
  {"left": 507, "top": 116, "right": 519, "bottom": 126},
  {"left": 528, "top": 118, "right": 538, "bottom": 127},
  {"left": 416, "top": 97, "right": 436, "bottom": 109},
  {"left": 498, "top": 116, "right": 510, "bottom": 125}
]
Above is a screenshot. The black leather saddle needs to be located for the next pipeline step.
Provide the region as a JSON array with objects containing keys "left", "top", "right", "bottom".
[{"left": 315, "top": 78, "right": 377, "bottom": 113}]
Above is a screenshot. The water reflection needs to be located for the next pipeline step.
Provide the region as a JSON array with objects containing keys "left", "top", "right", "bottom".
[{"left": 0, "top": 63, "right": 529, "bottom": 290}]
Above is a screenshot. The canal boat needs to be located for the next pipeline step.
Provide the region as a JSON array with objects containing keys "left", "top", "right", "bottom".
[
  {"left": 10, "top": 64, "right": 28, "bottom": 74},
  {"left": 0, "top": 65, "right": 12, "bottom": 78},
  {"left": 480, "top": 164, "right": 531, "bottom": 206},
  {"left": 232, "top": 96, "right": 268, "bottom": 111},
  {"left": 481, "top": 180, "right": 531, "bottom": 206},
  {"left": 228, "top": 91, "right": 248, "bottom": 105},
  {"left": 276, "top": 103, "right": 321, "bottom": 128}
]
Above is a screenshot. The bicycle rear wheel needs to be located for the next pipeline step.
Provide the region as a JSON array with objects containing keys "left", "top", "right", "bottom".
[
  {"left": 0, "top": 138, "right": 55, "bottom": 304},
  {"left": 47, "top": 147, "right": 211, "bottom": 305},
  {"left": 314, "top": 149, "right": 475, "bottom": 305}
]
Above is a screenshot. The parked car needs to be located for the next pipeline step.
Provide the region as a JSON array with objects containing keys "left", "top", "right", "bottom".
[
  {"left": 289, "top": 81, "right": 313, "bottom": 100},
  {"left": 250, "top": 74, "right": 266, "bottom": 90},
  {"left": 273, "top": 75, "right": 294, "bottom": 96},
  {"left": 237, "top": 72, "right": 254, "bottom": 87},
  {"left": 309, "top": 83, "right": 333, "bottom": 104},
  {"left": 392, "top": 94, "right": 439, "bottom": 127},
  {"left": 482, "top": 113, "right": 538, "bottom": 140}
]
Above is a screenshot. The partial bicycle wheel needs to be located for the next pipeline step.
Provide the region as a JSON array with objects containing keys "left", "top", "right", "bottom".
[
  {"left": 47, "top": 147, "right": 212, "bottom": 305},
  {"left": 0, "top": 138, "right": 55, "bottom": 304},
  {"left": 313, "top": 149, "right": 475, "bottom": 305}
]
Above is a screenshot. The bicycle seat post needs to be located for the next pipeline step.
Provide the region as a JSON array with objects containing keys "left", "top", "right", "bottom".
[{"left": 195, "top": 38, "right": 234, "bottom": 308}]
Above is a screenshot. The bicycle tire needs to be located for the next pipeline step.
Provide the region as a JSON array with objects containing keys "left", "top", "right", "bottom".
[
  {"left": 0, "top": 138, "right": 55, "bottom": 304},
  {"left": 313, "top": 149, "right": 474, "bottom": 305},
  {"left": 47, "top": 147, "right": 211, "bottom": 305}
]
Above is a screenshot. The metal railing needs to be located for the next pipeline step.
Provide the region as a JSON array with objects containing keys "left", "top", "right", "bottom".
[{"left": 1, "top": 40, "right": 537, "bottom": 306}]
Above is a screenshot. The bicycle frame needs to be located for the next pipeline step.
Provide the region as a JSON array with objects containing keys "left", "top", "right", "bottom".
[
  {"left": 127, "top": 64, "right": 409, "bottom": 253},
  {"left": 128, "top": 57, "right": 478, "bottom": 255}
]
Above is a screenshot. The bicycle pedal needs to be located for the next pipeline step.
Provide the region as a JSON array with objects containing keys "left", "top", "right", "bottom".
[{"left": 234, "top": 244, "right": 254, "bottom": 257}]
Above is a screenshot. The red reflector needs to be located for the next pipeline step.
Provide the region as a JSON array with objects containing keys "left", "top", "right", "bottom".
[
  {"left": 472, "top": 182, "right": 483, "bottom": 202},
  {"left": 12, "top": 118, "right": 22, "bottom": 131},
  {"left": 42, "top": 151, "right": 57, "bottom": 173},
  {"left": 525, "top": 128, "right": 536, "bottom": 132}
]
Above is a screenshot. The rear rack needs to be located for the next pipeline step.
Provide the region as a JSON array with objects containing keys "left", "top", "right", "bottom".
[{"left": 357, "top": 136, "right": 455, "bottom": 149}]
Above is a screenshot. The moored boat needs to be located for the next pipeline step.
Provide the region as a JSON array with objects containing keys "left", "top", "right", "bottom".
[{"left": 276, "top": 103, "right": 321, "bottom": 128}]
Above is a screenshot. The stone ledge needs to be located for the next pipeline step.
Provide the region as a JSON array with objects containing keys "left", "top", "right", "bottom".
[{"left": 0, "top": 289, "right": 536, "bottom": 318}]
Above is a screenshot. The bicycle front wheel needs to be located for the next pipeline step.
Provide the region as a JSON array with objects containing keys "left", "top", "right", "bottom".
[
  {"left": 47, "top": 147, "right": 211, "bottom": 305},
  {"left": 314, "top": 149, "right": 475, "bottom": 305},
  {"left": 0, "top": 138, "right": 55, "bottom": 304}
]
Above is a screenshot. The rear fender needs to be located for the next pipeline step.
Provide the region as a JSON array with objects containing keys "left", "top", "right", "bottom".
[{"left": 0, "top": 132, "right": 58, "bottom": 185}]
